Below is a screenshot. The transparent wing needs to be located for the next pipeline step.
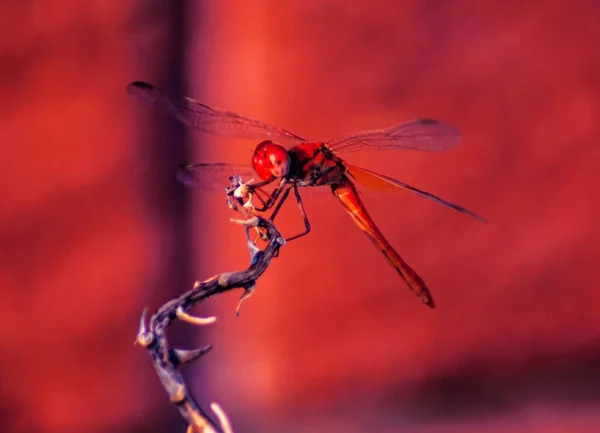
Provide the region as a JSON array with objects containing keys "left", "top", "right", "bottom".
[
  {"left": 344, "top": 163, "right": 487, "bottom": 223},
  {"left": 127, "top": 81, "right": 307, "bottom": 146},
  {"left": 177, "top": 162, "right": 330, "bottom": 201},
  {"left": 176, "top": 163, "right": 256, "bottom": 190},
  {"left": 326, "top": 118, "right": 461, "bottom": 153}
]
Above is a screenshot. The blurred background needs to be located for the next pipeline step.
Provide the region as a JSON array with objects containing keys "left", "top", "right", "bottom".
[{"left": 1, "top": 1, "right": 599, "bottom": 432}]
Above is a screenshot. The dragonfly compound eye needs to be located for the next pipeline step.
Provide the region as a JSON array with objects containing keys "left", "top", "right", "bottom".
[{"left": 252, "top": 141, "right": 289, "bottom": 180}]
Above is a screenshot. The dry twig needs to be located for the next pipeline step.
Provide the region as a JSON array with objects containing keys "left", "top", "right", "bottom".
[{"left": 136, "top": 176, "right": 285, "bottom": 432}]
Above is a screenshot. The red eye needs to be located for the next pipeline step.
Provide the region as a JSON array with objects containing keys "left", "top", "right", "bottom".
[{"left": 252, "top": 141, "right": 288, "bottom": 180}]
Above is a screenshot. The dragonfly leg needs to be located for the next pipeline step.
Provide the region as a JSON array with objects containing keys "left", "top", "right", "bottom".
[
  {"left": 253, "top": 185, "right": 292, "bottom": 243},
  {"left": 253, "top": 178, "right": 288, "bottom": 212},
  {"left": 252, "top": 177, "right": 285, "bottom": 210},
  {"left": 268, "top": 186, "right": 292, "bottom": 223},
  {"left": 251, "top": 187, "right": 270, "bottom": 211},
  {"left": 285, "top": 186, "right": 311, "bottom": 242}
]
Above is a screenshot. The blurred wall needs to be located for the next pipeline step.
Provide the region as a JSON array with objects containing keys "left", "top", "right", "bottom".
[
  {"left": 0, "top": 2, "right": 195, "bottom": 433},
  {"left": 1, "top": 1, "right": 599, "bottom": 433},
  {"left": 190, "top": 1, "right": 600, "bottom": 432}
]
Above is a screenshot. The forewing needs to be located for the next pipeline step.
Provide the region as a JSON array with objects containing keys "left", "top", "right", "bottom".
[
  {"left": 127, "top": 81, "right": 307, "bottom": 146},
  {"left": 344, "top": 163, "right": 486, "bottom": 222},
  {"left": 327, "top": 118, "right": 461, "bottom": 153},
  {"left": 177, "top": 163, "right": 256, "bottom": 191},
  {"left": 177, "top": 162, "right": 331, "bottom": 203}
]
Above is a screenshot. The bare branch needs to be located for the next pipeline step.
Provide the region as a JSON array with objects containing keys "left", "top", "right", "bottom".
[{"left": 136, "top": 177, "right": 285, "bottom": 432}]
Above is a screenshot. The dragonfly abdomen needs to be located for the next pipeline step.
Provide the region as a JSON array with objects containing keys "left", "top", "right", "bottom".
[{"left": 331, "top": 178, "right": 436, "bottom": 308}]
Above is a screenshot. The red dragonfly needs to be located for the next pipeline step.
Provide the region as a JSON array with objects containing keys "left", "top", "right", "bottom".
[{"left": 127, "top": 81, "right": 485, "bottom": 309}]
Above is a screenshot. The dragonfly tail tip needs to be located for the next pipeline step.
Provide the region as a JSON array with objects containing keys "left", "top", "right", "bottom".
[{"left": 421, "top": 293, "right": 436, "bottom": 309}]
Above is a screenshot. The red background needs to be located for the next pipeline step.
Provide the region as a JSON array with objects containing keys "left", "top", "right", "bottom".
[{"left": 1, "top": 1, "right": 599, "bottom": 432}]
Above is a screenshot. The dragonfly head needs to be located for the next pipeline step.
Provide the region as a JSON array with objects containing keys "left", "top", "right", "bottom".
[{"left": 252, "top": 140, "right": 290, "bottom": 180}]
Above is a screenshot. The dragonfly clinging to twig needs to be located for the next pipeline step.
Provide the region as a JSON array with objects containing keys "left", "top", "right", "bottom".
[{"left": 127, "top": 80, "right": 486, "bottom": 308}]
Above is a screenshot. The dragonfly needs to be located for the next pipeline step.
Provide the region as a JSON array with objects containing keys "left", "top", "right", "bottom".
[{"left": 127, "top": 81, "right": 486, "bottom": 309}]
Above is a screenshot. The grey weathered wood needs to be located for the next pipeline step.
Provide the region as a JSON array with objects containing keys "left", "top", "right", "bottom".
[{"left": 136, "top": 215, "right": 284, "bottom": 432}]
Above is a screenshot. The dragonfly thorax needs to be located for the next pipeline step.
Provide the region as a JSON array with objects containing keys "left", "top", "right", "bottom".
[{"left": 252, "top": 140, "right": 290, "bottom": 180}]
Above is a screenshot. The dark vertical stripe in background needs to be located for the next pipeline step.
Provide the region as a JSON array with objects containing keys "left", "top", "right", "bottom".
[
  {"left": 3, "top": 1, "right": 600, "bottom": 432},
  {"left": 0, "top": 1, "right": 201, "bottom": 433},
  {"left": 156, "top": 0, "right": 192, "bottom": 297},
  {"left": 133, "top": 1, "right": 198, "bottom": 432}
]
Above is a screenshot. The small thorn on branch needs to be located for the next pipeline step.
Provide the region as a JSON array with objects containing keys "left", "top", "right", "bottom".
[
  {"left": 230, "top": 216, "right": 260, "bottom": 227},
  {"left": 172, "top": 345, "right": 213, "bottom": 365},
  {"left": 135, "top": 308, "right": 154, "bottom": 346},
  {"left": 177, "top": 306, "right": 217, "bottom": 326},
  {"left": 211, "top": 402, "right": 234, "bottom": 433},
  {"left": 236, "top": 285, "right": 255, "bottom": 317}
]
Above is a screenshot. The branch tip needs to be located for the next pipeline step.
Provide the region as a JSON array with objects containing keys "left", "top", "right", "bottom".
[
  {"left": 138, "top": 307, "right": 147, "bottom": 333},
  {"left": 135, "top": 308, "right": 154, "bottom": 346}
]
